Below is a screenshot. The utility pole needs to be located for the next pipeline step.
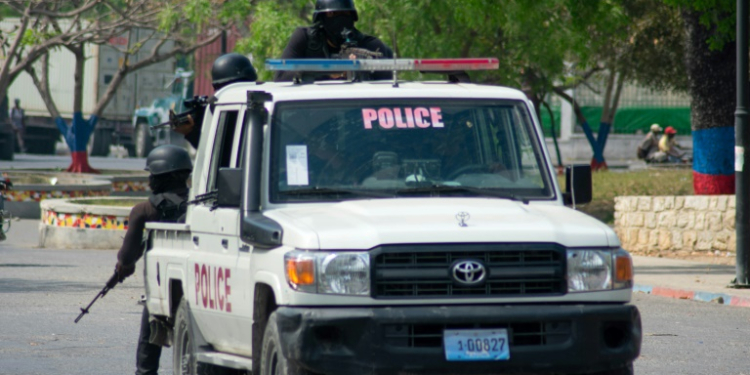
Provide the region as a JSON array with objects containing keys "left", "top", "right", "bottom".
[{"left": 733, "top": 0, "right": 750, "bottom": 288}]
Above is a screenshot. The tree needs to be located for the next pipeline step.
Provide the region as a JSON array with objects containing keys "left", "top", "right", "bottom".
[
  {"left": 6, "top": 0, "right": 248, "bottom": 173},
  {"left": 0, "top": 1, "right": 120, "bottom": 110},
  {"left": 663, "top": 0, "right": 736, "bottom": 194}
]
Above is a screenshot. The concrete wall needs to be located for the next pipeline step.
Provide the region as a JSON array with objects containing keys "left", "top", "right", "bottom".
[{"left": 614, "top": 196, "right": 735, "bottom": 255}]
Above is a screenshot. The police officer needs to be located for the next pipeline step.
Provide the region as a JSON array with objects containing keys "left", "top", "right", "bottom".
[
  {"left": 174, "top": 53, "right": 258, "bottom": 148},
  {"left": 275, "top": 0, "right": 394, "bottom": 82},
  {"left": 114, "top": 145, "right": 193, "bottom": 375}
]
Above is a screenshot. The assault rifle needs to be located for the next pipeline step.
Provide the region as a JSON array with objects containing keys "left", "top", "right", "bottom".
[
  {"left": 189, "top": 190, "right": 219, "bottom": 210},
  {"left": 332, "top": 28, "right": 383, "bottom": 60},
  {"left": 150, "top": 96, "right": 212, "bottom": 130},
  {"left": 74, "top": 271, "right": 120, "bottom": 323}
]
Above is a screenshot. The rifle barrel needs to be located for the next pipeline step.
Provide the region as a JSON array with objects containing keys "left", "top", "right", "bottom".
[{"left": 74, "top": 272, "right": 118, "bottom": 323}]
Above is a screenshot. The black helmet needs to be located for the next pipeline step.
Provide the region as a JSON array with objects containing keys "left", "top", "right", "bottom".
[
  {"left": 145, "top": 145, "right": 193, "bottom": 175},
  {"left": 211, "top": 53, "right": 258, "bottom": 90},
  {"left": 313, "top": 0, "right": 358, "bottom": 22}
]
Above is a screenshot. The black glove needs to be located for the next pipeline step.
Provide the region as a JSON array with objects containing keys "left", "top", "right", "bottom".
[{"left": 115, "top": 262, "right": 136, "bottom": 282}]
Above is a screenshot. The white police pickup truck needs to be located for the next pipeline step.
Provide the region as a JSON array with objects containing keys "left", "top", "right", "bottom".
[{"left": 143, "top": 58, "right": 641, "bottom": 375}]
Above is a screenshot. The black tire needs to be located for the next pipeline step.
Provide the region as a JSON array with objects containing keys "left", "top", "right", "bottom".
[
  {"left": 135, "top": 120, "right": 154, "bottom": 158},
  {"left": 39, "top": 131, "right": 59, "bottom": 155},
  {"left": 125, "top": 144, "right": 137, "bottom": 158},
  {"left": 260, "top": 312, "right": 313, "bottom": 375},
  {"left": 0, "top": 133, "right": 13, "bottom": 161},
  {"left": 88, "top": 128, "right": 112, "bottom": 157},
  {"left": 173, "top": 299, "right": 200, "bottom": 375}
]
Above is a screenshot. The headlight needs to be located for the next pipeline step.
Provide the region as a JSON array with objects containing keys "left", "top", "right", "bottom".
[
  {"left": 567, "top": 250, "right": 613, "bottom": 292},
  {"left": 285, "top": 250, "right": 370, "bottom": 296}
]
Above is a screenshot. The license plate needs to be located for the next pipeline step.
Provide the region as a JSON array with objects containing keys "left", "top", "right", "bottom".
[{"left": 443, "top": 329, "right": 510, "bottom": 361}]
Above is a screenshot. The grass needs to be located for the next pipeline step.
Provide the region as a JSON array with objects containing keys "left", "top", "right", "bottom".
[
  {"left": 69, "top": 199, "right": 146, "bottom": 207},
  {"left": 559, "top": 169, "right": 694, "bottom": 224}
]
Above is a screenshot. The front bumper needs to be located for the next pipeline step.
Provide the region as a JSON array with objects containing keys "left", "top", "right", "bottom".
[{"left": 274, "top": 304, "right": 641, "bottom": 375}]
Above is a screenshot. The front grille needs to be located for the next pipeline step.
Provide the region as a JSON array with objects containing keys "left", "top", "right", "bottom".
[
  {"left": 372, "top": 244, "right": 566, "bottom": 298},
  {"left": 383, "top": 321, "right": 572, "bottom": 348}
]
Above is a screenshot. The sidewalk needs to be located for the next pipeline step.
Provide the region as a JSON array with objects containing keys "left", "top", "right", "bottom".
[{"left": 633, "top": 255, "right": 750, "bottom": 307}]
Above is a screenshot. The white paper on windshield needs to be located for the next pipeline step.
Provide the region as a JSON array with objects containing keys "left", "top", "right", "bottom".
[{"left": 286, "top": 145, "right": 310, "bottom": 186}]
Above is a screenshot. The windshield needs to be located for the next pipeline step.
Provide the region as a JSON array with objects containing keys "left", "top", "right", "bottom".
[{"left": 270, "top": 99, "right": 553, "bottom": 203}]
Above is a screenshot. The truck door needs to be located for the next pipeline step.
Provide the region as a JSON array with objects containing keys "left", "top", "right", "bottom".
[{"left": 189, "top": 104, "right": 251, "bottom": 355}]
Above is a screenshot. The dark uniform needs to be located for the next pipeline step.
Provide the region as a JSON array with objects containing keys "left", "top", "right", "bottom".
[
  {"left": 115, "top": 145, "right": 192, "bottom": 375},
  {"left": 275, "top": 0, "right": 394, "bottom": 82},
  {"left": 177, "top": 53, "right": 257, "bottom": 149}
]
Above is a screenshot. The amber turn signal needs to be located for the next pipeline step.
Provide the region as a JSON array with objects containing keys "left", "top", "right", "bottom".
[
  {"left": 615, "top": 255, "right": 633, "bottom": 283},
  {"left": 286, "top": 258, "right": 315, "bottom": 286}
]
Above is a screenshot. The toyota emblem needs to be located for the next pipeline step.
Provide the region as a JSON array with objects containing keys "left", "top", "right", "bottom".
[
  {"left": 456, "top": 212, "right": 470, "bottom": 227},
  {"left": 452, "top": 260, "right": 486, "bottom": 285}
]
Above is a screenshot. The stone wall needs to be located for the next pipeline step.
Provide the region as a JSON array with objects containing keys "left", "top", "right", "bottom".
[{"left": 614, "top": 195, "right": 735, "bottom": 255}]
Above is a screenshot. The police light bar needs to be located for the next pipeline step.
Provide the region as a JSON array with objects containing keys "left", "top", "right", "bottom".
[{"left": 265, "top": 58, "right": 499, "bottom": 72}]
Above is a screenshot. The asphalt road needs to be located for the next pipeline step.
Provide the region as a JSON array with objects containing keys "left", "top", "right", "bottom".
[
  {"left": 1, "top": 219, "right": 749, "bottom": 375},
  {"left": 0, "top": 219, "right": 173, "bottom": 375}
]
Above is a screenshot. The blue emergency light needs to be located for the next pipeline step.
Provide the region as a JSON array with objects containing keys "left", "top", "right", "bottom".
[{"left": 265, "top": 58, "right": 499, "bottom": 72}]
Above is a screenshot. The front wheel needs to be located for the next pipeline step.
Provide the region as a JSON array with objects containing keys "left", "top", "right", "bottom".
[
  {"left": 260, "top": 312, "right": 314, "bottom": 375},
  {"left": 173, "top": 299, "right": 199, "bottom": 375}
]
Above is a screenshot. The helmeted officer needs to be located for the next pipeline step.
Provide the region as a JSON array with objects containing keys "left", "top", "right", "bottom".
[
  {"left": 114, "top": 145, "right": 193, "bottom": 375},
  {"left": 175, "top": 53, "right": 258, "bottom": 148},
  {"left": 275, "top": 0, "right": 394, "bottom": 82}
]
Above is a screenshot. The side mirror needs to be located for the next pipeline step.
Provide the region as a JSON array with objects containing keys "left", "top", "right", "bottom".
[
  {"left": 563, "top": 165, "right": 592, "bottom": 206},
  {"left": 217, "top": 168, "right": 243, "bottom": 208}
]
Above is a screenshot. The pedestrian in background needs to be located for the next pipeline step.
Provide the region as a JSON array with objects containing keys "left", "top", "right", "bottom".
[
  {"left": 659, "top": 126, "right": 687, "bottom": 163},
  {"left": 9, "top": 98, "right": 26, "bottom": 153},
  {"left": 637, "top": 124, "right": 666, "bottom": 163}
]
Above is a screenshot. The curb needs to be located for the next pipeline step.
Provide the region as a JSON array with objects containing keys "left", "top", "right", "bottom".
[{"left": 634, "top": 284, "right": 750, "bottom": 308}]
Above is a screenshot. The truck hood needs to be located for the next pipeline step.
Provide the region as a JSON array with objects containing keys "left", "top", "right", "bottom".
[{"left": 264, "top": 198, "right": 619, "bottom": 250}]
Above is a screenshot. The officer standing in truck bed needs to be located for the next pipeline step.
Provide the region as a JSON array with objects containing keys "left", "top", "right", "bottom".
[
  {"left": 275, "top": 0, "right": 394, "bottom": 82},
  {"left": 173, "top": 53, "right": 258, "bottom": 147}
]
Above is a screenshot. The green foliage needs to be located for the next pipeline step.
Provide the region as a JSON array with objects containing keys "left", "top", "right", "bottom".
[
  {"left": 239, "top": 0, "right": 588, "bottom": 85},
  {"left": 20, "top": 29, "right": 61, "bottom": 46},
  {"left": 235, "top": 0, "right": 311, "bottom": 81},
  {"left": 663, "top": 0, "right": 736, "bottom": 50}
]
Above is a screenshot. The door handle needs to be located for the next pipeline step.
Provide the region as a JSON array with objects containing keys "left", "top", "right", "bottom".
[
  {"left": 193, "top": 236, "right": 199, "bottom": 246},
  {"left": 221, "top": 239, "right": 229, "bottom": 249}
]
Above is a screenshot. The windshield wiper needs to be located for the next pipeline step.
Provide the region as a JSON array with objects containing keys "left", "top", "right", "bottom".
[
  {"left": 396, "top": 185, "right": 529, "bottom": 204},
  {"left": 281, "top": 187, "right": 393, "bottom": 199}
]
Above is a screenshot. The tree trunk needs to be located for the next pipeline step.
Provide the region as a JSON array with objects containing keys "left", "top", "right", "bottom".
[
  {"left": 0, "top": 6, "right": 31, "bottom": 108},
  {"left": 553, "top": 87, "right": 607, "bottom": 171},
  {"left": 59, "top": 44, "right": 99, "bottom": 173},
  {"left": 28, "top": 49, "right": 99, "bottom": 173},
  {"left": 684, "top": 11, "right": 737, "bottom": 195}
]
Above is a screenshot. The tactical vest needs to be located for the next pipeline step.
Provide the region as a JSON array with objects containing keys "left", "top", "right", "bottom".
[
  {"left": 306, "top": 27, "right": 329, "bottom": 57},
  {"left": 149, "top": 192, "right": 188, "bottom": 223}
]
